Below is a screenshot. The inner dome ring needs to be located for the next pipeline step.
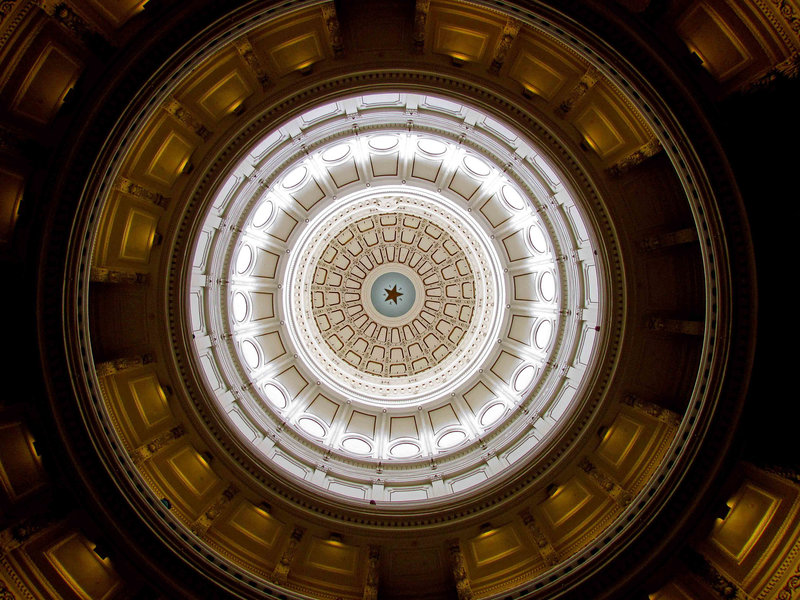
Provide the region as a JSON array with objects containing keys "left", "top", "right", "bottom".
[{"left": 283, "top": 190, "right": 502, "bottom": 406}]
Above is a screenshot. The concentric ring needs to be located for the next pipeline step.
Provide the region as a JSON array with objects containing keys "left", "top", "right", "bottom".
[
  {"left": 284, "top": 191, "right": 502, "bottom": 404},
  {"left": 189, "top": 91, "right": 603, "bottom": 502}
]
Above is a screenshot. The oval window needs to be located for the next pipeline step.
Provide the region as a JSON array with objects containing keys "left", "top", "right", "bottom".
[
  {"left": 368, "top": 135, "right": 399, "bottom": 151},
  {"left": 342, "top": 437, "right": 371, "bottom": 455},
  {"left": 529, "top": 224, "right": 548, "bottom": 253},
  {"left": 417, "top": 138, "right": 447, "bottom": 155},
  {"left": 235, "top": 245, "right": 253, "bottom": 273},
  {"left": 251, "top": 200, "right": 274, "bottom": 228},
  {"left": 390, "top": 442, "right": 420, "bottom": 458},
  {"left": 298, "top": 417, "right": 325, "bottom": 437},
  {"left": 463, "top": 155, "right": 491, "bottom": 177},
  {"left": 438, "top": 430, "right": 467, "bottom": 448},
  {"left": 480, "top": 403, "right": 505, "bottom": 427},
  {"left": 232, "top": 292, "right": 248, "bottom": 321},
  {"left": 241, "top": 339, "right": 260, "bottom": 369},
  {"left": 263, "top": 383, "right": 287, "bottom": 409},
  {"left": 282, "top": 165, "right": 307, "bottom": 189},
  {"left": 501, "top": 185, "right": 525, "bottom": 210},
  {"left": 535, "top": 320, "right": 553, "bottom": 349},
  {"left": 514, "top": 365, "right": 536, "bottom": 392},
  {"left": 322, "top": 143, "right": 350, "bottom": 162},
  {"left": 540, "top": 271, "right": 556, "bottom": 302}
]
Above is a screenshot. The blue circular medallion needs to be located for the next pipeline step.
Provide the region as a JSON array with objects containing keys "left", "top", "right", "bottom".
[{"left": 370, "top": 272, "right": 416, "bottom": 318}]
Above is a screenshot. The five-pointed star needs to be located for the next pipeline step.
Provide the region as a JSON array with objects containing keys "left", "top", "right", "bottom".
[{"left": 384, "top": 285, "right": 403, "bottom": 304}]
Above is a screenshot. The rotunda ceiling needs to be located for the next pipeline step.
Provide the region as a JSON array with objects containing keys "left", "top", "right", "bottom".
[
  {"left": 36, "top": 1, "right": 756, "bottom": 598},
  {"left": 191, "top": 93, "right": 604, "bottom": 502}
]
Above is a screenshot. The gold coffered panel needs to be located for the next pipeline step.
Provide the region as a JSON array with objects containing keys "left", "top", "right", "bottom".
[
  {"left": 0, "top": 421, "right": 46, "bottom": 503},
  {"left": 10, "top": 42, "right": 82, "bottom": 124},
  {"left": 82, "top": 0, "right": 147, "bottom": 28},
  {"left": 710, "top": 483, "right": 779, "bottom": 563},
  {"left": 124, "top": 115, "right": 196, "bottom": 192},
  {"left": 305, "top": 538, "right": 359, "bottom": 575},
  {"left": 43, "top": 532, "right": 121, "bottom": 600},
  {"left": 146, "top": 130, "right": 194, "bottom": 187},
  {"left": 287, "top": 537, "right": 362, "bottom": 598},
  {"left": 118, "top": 207, "right": 157, "bottom": 262},
  {"left": 206, "top": 500, "right": 285, "bottom": 568},
  {"left": 507, "top": 32, "right": 586, "bottom": 100},
  {"left": 94, "top": 193, "right": 160, "bottom": 267},
  {"left": 539, "top": 476, "right": 596, "bottom": 530},
  {"left": 147, "top": 443, "right": 224, "bottom": 519},
  {"left": 248, "top": 10, "right": 330, "bottom": 76},
  {"left": 4, "top": 524, "right": 123, "bottom": 600},
  {"left": 677, "top": 2, "right": 753, "bottom": 81},
  {"left": 175, "top": 46, "right": 258, "bottom": 123},
  {"left": 536, "top": 473, "right": 622, "bottom": 556},
  {"left": 595, "top": 407, "right": 673, "bottom": 492},
  {"left": 466, "top": 523, "right": 542, "bottom": 595},
  {"left": 127, "top": 372, "right": 171, "bottom": 430},
  {"left": 571, "top": 81, "right": 653, "bottom": 165},
  {"left": 103, "top": 368, "right": 174, "bottom": 446},
  {"left": 428, "top": 2, "right": 506, "bottom": 64}
]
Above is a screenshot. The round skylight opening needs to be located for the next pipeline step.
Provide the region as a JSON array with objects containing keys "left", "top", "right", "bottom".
[{"left": 369, "top": 271, "right": 416, "bottom": 318}]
